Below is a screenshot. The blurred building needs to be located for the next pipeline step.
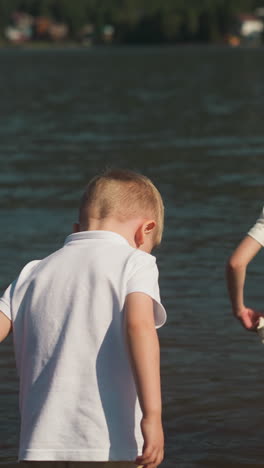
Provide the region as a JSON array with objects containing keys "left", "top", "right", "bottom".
[
  {"left": 5, "top": 11, "right": 69, "bottom": 43},
  {"left": 35, "top": 16, "right": 53, "bottom": 40},
  {"left": 228, "top": 13, "right": 264, "bottom": 46},
  {"left": 5, "top": 11, "right": 34, "bottom": 43},
  {"left": 48, "top": 22, "right": 69, "bottom": 41},
  {"left": 239, "top": 14, "right": 263, "bottom": 39},
  {"left": 78, "top": 24, "right": 95, "bottom": 46},
  {"left": 102, "top": 25, "right": 115, "bottom": 43}
]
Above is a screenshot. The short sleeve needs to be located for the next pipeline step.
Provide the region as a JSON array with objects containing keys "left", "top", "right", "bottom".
[
  {"left": 126, "top": 253, "right": 167, "bottom": 329},
  {"left": 248, "top": 207, "right": 264, "bottom": 246},
  {"left": 0, "top": 283, "right": 12, "bottom": 320}
]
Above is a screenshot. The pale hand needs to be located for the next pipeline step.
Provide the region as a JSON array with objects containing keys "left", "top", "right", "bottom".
[
  {"left": 234, "top": 306, "right": 262, "bottom": 330},
  {"left": 135, "top": 416, "right": 164, "bottom": 468}
]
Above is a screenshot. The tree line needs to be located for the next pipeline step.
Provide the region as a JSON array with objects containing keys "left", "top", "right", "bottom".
[{"left": 0, "top": 0, "right": 262, "bottom": 42}]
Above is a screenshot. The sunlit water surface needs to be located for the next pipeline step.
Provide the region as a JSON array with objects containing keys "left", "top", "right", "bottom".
[{"left": 1, "top": 46, "right": 264, "bottom": 468}]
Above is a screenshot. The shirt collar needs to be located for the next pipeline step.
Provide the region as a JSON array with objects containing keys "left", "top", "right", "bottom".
[{"left": 64, "top": 230, "right": 130, "bottom": 246}]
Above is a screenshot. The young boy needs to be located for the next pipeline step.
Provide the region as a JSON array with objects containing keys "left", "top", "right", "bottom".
[
  {"left": 0, "top": 169, "right": 166, "bottom": 468},
  {"left": 226, "top": 206, "right": 264, "bottom": 330}
]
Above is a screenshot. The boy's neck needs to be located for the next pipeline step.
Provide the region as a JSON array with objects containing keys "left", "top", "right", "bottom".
[{"left": 75, "top": 217, "right": 141, "bottom": 249}]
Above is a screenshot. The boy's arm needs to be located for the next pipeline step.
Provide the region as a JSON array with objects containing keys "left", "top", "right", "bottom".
[
  {"left": 0, "top": 311, "right": 12, "bottom": 342},
  {"left": 226, "top": 235, "right": 262, "bottom": 329},
  {"left": 125, "top": 292, "right": 164, "bottom": 468}
]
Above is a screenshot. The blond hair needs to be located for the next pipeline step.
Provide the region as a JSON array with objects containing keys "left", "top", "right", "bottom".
[{"left": 79, "top": 169, "right": 164, "bottom": 245}]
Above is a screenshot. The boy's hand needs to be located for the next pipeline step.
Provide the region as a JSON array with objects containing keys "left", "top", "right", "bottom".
[
  {"left": 135, "top": 415, "right": 164, "bottom": 468},
  {"left": 234, "top": 306, "right": 262, "bottom": 330}
]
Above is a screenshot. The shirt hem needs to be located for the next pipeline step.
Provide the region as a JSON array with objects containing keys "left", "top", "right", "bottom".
[
  {"left": 247, "top": 231, "right": 264, "bottom": 247},
  {"left": 0, "top": 298, "right": 11, "bottom": 320},
  {"left": 19, "top": 449, "right": 141, "bottom": 462},
  {"left": 125, "top": 289, "right": 166, "bottom": 328}
]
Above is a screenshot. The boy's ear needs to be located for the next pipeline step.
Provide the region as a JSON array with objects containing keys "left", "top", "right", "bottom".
[
  {"left": 144, "top": 221, "right": 156, "bottom": 235},
  {"left": 73, "top": 223, "right": 80, "bottom": 233},
  {"left": 134, "top": 220, "right": 156, "bottom": 247}
]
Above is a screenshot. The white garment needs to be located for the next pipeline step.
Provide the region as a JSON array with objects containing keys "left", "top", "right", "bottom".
[
  {"left": 248, "top": 207, "right": 264, "bottom": 246},
  {"left": 0, "top": 231, "right": 166, "bottom": 462},
  {"left": 17, "top": 463, "right": 141, "bottom": 468}
]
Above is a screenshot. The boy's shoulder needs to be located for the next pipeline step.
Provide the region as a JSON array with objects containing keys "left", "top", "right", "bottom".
[
  {"left": 14, "top": 237, "right": 157, "bottom": 289},
  {"left": 13, "top": 246, "right": 65, "bottom": 286},
  {"left": 129, "top": 248, "right": 157, "bottom": 265},
  {"left": 126, "top": 249, "right": 158, "bottom": 281},
  {"left": 17, "top": 259, "right": 42, "bottom": 279}
]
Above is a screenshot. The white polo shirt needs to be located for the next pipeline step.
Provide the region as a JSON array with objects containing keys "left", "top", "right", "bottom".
[
  {"left": 0, "top": 230, "right": 166, "bottom": 462},
  {"left": 248, "top": 207, "right": 264, "bottom": 246}
]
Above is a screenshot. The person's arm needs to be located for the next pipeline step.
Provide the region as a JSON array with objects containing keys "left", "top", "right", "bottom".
[
  {"left": 125, "top": 292, "right": 164, "bottom": 468},
  {"left": 226, "top": 235, "right": 262, "bottom": 329},
  {"left": 0, "top": 311, "right": 12, "bottom": 342}
]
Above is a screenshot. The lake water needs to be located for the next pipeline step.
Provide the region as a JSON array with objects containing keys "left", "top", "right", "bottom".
[{"left": 1, "top": 45, "right": 264, "bottom": 468}]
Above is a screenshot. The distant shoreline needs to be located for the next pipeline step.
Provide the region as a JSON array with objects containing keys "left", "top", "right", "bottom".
[
  {"left": 0, "top": 40, "right": 89, "bottom": 49},
  {"left": 0, "top": 39, "right": 263, "bottom": 50}
]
